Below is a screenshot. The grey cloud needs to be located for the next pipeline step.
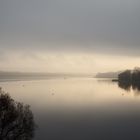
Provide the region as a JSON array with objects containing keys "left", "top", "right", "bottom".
[{"left": 0, "top": 0, "right": 140, "bottom": 56}]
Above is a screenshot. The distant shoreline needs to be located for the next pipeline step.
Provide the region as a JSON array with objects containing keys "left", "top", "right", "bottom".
[{"left": 0, "top": 74, "right": 94, "bottom": 83}]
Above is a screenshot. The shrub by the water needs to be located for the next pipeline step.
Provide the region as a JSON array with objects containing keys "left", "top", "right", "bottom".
[
  {"left": 0, "top": 88, "right": 36, "bottom": 140},
  {"left": 118, "top": 67, "right": 140, "bottom": 82}
]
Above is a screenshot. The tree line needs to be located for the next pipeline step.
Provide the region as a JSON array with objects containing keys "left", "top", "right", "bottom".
[{"left": 118, "top": 67, "right": 140, "bottom": 82}]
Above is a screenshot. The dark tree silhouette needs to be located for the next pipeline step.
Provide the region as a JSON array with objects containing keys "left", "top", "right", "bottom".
[
  {"left": 118, "top": 70, "right": 131, "bottom": 82},
  {"left": 117, "top": 68, "right": 140, "bottom": 95},
  {"left": 131, "top": 67, "right": 140, "bottom": 82},
  {"left": 0, "top": 88, "right": 36, "bottom": 140},
  {"left": 118, "top": 67, "right": 140, "bottom": 82}
]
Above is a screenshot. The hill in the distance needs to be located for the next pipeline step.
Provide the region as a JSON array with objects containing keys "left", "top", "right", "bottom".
[{"left": 95, "top": 71, "right": 122, "bottom": 78}]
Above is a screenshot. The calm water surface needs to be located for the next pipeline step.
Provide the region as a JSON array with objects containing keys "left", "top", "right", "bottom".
[{"left": 1, "top": 77, "right": 140, "bottom": 140}]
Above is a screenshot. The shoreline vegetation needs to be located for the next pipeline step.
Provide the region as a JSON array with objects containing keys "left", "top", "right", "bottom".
[
  {"left": 96, "top": 67, "right": 140, "bottom": 92},
  {"left": 0, "top": 88, "right": 36, "bottom": 139},
  {"left": 95, "top": 67, "right": 140, "bottom": 83},
  {"left": 112, "top": 67, "right": 140, "bottom": 82},
  {"left": 112, "top": 67, "right": 140, "bottom": 92}
]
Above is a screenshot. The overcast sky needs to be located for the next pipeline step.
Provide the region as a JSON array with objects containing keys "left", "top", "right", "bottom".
[{"left": 0, "top": 0, "right": 140, "bottom": 73}]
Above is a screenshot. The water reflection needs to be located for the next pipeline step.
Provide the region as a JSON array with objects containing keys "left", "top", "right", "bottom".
[
  {"left": 118, "top": 81, "right": 140, "bottom": 95},
  {"left": 0, "top": 88, "right": 36, "bottom": 140},
  {"left": 1, "top": 78, "right": 140, "bottom": 140},
  {"left": 118, "top": 81, "right": 131, "bottom": 91}
]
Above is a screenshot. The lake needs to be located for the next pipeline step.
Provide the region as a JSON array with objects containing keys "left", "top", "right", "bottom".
[{"left": 1, "top": 77, "right": 140, "bottom": 140}]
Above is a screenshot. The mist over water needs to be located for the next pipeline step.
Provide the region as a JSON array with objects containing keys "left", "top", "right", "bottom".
[
  {"left": 1, "top": 1, "right": 140, "bottom": 139},
  {"left": 0, "top": 77, "right": 140, "bottom": 140}
]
